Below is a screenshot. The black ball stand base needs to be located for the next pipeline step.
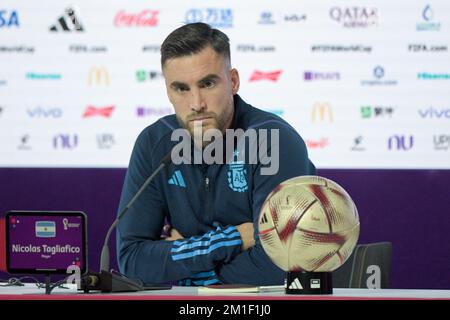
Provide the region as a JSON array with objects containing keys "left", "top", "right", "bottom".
[{"left": 285, "top": 271, "right": 333, "bottom": 295}]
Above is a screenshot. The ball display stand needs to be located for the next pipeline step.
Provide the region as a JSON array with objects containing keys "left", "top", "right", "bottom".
[{"left": 285, "top": 271, "right": 333, "bottom": 295}]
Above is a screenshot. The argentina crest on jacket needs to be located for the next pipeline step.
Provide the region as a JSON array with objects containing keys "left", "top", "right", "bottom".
[{"left": 227, "top": 159, "right": 248, "bottom": 192}]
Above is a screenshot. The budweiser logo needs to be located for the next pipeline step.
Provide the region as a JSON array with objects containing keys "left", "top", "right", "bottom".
[
  {"left": 83, "top": 105, "right": 115, "bottom": 118},
  {"left": 114, "top": 10, "right": 159, "bottom": 27},
  {"left": 249, "top": 70, "right": 282, "bottom": 82}
]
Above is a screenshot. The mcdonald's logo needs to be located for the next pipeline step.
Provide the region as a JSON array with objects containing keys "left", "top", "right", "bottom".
[
  {"left": 87, "top": 66, "right": 110, "bottom": 86},
  {"left": 311, "top": 102, "right": 333, "bottom": 123}
]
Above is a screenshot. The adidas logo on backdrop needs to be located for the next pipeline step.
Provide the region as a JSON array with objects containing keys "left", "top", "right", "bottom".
[{"left": 49, "top": 7, "right": 84, "bottom": 32}]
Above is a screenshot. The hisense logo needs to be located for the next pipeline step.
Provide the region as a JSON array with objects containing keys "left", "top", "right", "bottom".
[
  {"left": 26, "top": 73, "right": 62, "bottom": 80},
  {"left": 417, "top": 72, "right": 450, "bottom": 80}
]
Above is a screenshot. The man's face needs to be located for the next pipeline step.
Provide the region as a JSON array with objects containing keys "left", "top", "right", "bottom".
[{"left": 162, "top": 45, "right": 240, "bottom": 142}]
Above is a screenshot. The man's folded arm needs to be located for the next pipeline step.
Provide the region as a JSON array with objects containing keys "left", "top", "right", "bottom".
[
  {"left": 214, "top": 126, "right": 316, "bottom": 284},
  {"left": 116, "top": 132, "right": 243, "bottom": 284}
]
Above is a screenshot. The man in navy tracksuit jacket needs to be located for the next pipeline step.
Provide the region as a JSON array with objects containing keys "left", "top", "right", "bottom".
[{"left": 116, "top": 23, "right": 316, "bottom": 286}]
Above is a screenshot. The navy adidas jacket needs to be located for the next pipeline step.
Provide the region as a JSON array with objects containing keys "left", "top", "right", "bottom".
[{"left": 116, "top": 94, "right": 316, "bottom": 285}]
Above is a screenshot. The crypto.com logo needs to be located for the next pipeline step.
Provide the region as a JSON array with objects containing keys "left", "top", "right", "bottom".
[{"left": 170, "top": 123, "right": 279, "bottom": 175}]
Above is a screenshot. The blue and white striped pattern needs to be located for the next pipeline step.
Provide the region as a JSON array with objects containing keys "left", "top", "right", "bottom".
[
  {"left": 35, "top": 221, "right": 56, "bottom": 238},
  {"left": 178, "top": 270, "right": 221, "bottom": 286},
  {"left": 171, "top": 226, "right": 241, "bottom": 261}
]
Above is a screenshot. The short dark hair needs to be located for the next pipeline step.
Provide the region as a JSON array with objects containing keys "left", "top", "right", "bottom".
[{"left": 160, "top": 23, "right": 230, "bottom": 67}]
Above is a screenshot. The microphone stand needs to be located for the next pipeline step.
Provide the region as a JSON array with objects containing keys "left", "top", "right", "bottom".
[{"left": 81, "top": 152, "right": 172, "bottom": 293}]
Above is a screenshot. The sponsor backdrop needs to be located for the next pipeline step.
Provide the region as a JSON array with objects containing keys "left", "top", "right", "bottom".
[{"left": 0, "top": 1, "right": 449, "bottom": 288}]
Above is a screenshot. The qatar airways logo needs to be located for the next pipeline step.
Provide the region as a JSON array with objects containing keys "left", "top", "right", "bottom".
[
  {"left": 114, "top": 10, "right": 159, "bottom": 27},
  {"left": 330, "top": 7, "right": 378, "bottom": 28}
]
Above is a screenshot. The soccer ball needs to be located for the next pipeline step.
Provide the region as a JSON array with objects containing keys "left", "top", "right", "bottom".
[{"left": 258, "top": 176, "right": 360, "bottom": 272}]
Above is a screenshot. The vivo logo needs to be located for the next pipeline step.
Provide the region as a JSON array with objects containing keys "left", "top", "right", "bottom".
[
  {"left": 388, "top": 135, "right": 414, "bottom": 150},
  {"left": 27, "top": 107, "right": 63, "bottom": 118},
  {"left": 419, "top": 108, "right": 450, "bottom": 119},
  {"left": 53, "top": 134, "right": 78, "bottom": 149}
]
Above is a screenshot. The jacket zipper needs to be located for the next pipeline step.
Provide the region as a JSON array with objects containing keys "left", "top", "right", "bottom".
[{"left": 204, "top": 176, "right": 210, "bottom": 191}]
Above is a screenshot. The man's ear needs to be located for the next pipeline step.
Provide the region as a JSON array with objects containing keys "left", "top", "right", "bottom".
[{"left": 230, "top": 68, "right": 240, "bottom": 95}]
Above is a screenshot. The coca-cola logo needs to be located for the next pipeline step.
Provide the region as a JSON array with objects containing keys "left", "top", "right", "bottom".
[{"left": 114, "top": 10, "right": 159, "bottom": 27}]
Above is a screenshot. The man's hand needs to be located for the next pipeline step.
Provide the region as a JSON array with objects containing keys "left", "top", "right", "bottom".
[
  {"left": 236, "top": 222, "right": 255, "bottom": 251},
  {"left": 164, "top": 226, "right": 184, "bottom": 241}
]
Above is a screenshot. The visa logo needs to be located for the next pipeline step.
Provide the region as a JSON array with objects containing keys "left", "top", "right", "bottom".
[
  {"left": 35, "top": 221, "right": 56, "bottom": 238},
  {"left": 27, "top": 107, "right": 63, "bottom": 118},
  {"left": 0, "top": 10, "right": 19, "bottom": 28},
  {"left": 418, "top": 108, "right": 450, "bottom": 119}
]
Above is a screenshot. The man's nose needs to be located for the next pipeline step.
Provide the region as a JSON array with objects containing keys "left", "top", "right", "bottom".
[{"left": 190, "top": 88, "right": 206, "bottom": 113}]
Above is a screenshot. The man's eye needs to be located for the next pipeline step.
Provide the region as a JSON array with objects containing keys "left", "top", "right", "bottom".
[
  {"left": 202, "top": 80, "right": 215, "bottom": 88},
  {"left": 176, "top": 86, "right": 188, "bottom": 92}
]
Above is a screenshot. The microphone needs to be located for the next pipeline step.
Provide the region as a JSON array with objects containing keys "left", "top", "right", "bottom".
[{"left": 81, "top": 150, "right": 173, "bottom": 293}]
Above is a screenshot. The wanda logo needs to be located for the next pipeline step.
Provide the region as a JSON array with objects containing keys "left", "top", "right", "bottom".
[{"left": 114, "top": 10, "right": 159, "bottom": 27}]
